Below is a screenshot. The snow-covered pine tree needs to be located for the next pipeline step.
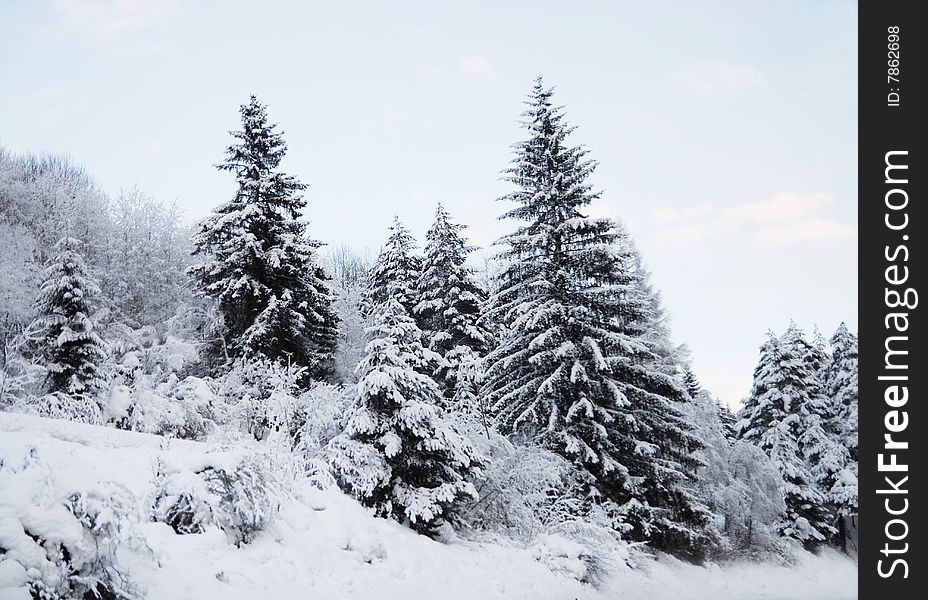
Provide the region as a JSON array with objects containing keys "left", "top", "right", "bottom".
[
  {"left": 328, "top": 295, "right": 481, "bottom": 536},
  {"left": 32, "top": 237, "right": 107, "bottom": 397},
  {"left": 737, "top": 328, "right": 836, "bottom": 548},
  {"left": 362, "top": 217, "right": 421, "bottom": 318},
  {"left": 682, "top": 367, "right": 702, "bottom": 400},
  {"left": 482, "top": 78, "right": 709, "bottom": 558},
  {"left": 807, "top": 325, "right": 830, "bottom": 379},
  {"left": 612, "top": 240, "right": 713, "bottom": 555},
  {"left": 188, "top": 96, "right": 337, "bottom": 379},
  {"left": 823, "top": 323, "right": 858, "bottom": 462},
  {"left": 414, "top": 204, "right": 491, "bottom": 412},
  {"left": 818, "top": 323, "right": 859, "bottom": 551},
  {"left": 716, "top": 399, "right": 738, "bottom": 443},
  {"left": 780, "top": 325, "right": 853, "bottom": 548}
]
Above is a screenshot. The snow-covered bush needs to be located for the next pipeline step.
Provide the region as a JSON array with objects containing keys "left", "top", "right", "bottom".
[
  {"left": 529, "top": 534, "right": 609, "bottom": 586},
  {"left": 200, "top": 455, "right": 281, "bottom": 545},
  {"left": 294, "top": 383, "right": 354, "bottom": 487},
  {"left": 463, "top": 428, "right": 589, "bottom": 539},
  {"left": 115, "top": 332, "right": 198, "bottom": 381},
  {"left": 152, "top": 451, "right": 283, "bottom": 545},
  {"left": 0, "top": 448, "right": 142, "bottom": 600},
  {"left": 106, "top": 372, "right": 224, "bottom": 441},
  {"left": 219, "top": 358, "right": 306, "bottom": 442},
  {"left": 0, "top": 333, "right": 43, "bottom": 409},
  {"left": 298, "top": 383, "right": 353, "bottom": 452},
  {"left": 33, "top": 391, "right": 104, "bottom": 425},
  {"left": 99, "top": 314, "right": 226, "bottom": 440},
  {"left": 154, "top": 376, "right": 224, "bottom": 439},
  {"left": 460, "top": 426, "right": 626, "bottom": 582},
  {"left": 102, "top": 302, "right": 207, "bottom": 389}
]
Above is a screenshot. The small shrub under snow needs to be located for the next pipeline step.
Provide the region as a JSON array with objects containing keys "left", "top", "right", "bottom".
[
  {"left": 152, "top": 451, "right": 283, "bottom": 545},
  {"left": 33, "top": 391, "right": 105, "bottom": 425},
  {"left": 106, "top": 370, "right": 225, "bottom": 441},
  {"left": 0, "top": 447, "right": 142, "bottom": 600},
  {"left": 530, "top": 534, "right": 609, "bottom": 586},
  {"left": 459, "top": 424, "right": 626, "bottom": 584}
]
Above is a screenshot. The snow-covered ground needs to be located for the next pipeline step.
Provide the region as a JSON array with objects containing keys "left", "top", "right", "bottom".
[{"left": 0, "top": 412, "right": 857, "bottom": 600}]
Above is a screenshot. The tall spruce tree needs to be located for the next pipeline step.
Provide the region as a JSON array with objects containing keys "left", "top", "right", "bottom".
[
  {"left": 823, "top": 323, "right": 858, "bottom": 462},
  {"left": 682, "top": 367, "right": 702, "bottom": 400},
  {"left": 189, "top": 96, "right": 337, "bottom": 378},
  {"left": 781, "top": 325, "right": 853, "bottom": 545},
  {"left": 414, "top": 204, "right": 491, "bottom": 408},
  {"left": 328, "top": 294, "right": 481, "bottom": 536},
  {"left": 362, "top": 217, "right": 421, "bottom": 318},
  {"left": 820, "top": 323, "right": 859, "bottom": 550},
  {"left": 807, "top": 325, "right": 830, "bottom": 379},
  {"left": 482, "top": 78, "right": 709, "bottom": 557},
  {"left": 32, "top": 237, "right": 107, "bottom": 396},
  {"left": 737, "top": 328, "right": 836, "bottom": 548},
  {"left": 716, "top": 399, "right": 738, "bottom": 443}
]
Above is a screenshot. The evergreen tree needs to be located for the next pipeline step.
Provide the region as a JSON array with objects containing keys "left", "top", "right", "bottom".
[
  {"left": 362, "top": 217, "right": 421, "bottom": 317},
  {"left": 32, "top": 237, "right": 107, "bottom": 396},
  {"left": 737, "top": 328, "right": 836, "bottom": 548},
  {"left": 188, "top": 96, "right": 337, "bottom": 378},
  {"left": 414, "top": 204, "right": 491, "bottom": 409},
  {"left": 328, "top": 296, "right": 481, "bottom": 536},
  {"left": 823, "top": 323, "right": 858, "bottom": 461},
  {"left": 806, "top": 325, "right": 830, "bottom": 378},
  {"left": 482, "top": 78, "right": 709, "bottom": 557},
  {"left": 682, "top": 367, "right": 702, "bottom": 400},
  {"left": 782, "top": 325, "right": 853, "bottom": 545},
  {"left": 820, "top": 323, "right": 859, "bottom": 550},
  {"left": 614, "top": 240, "right": 712, "bottom": 554},
  {"left": 716, "top": 399, "right": 738, "bottom": 443}
]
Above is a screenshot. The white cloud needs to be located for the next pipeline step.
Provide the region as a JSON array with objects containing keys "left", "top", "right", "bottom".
[
  {"left": 671, "top": 62, "right": 765, "bottom": 95},
  {"left": 652, "top": 193, "right": 853, "bottom": 248},
  {"left": 456, "top": 56, "right": 496, "bottom": 80},
  {"left": 721, "top": 192, "right": 834, "bottom": 225},
  {"left": 752, "top": 218, "right": 857, "bottom": 244},
  {"left": 51, "top": 0, "right": 181, "bottom": 38},
  {"left": 652, "top": 203, "right": 716, "bottom": 223}
]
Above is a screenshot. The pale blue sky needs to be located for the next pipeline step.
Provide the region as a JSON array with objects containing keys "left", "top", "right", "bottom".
[{"left": 0, "top": 0, "right": 858, "bottom": 406}]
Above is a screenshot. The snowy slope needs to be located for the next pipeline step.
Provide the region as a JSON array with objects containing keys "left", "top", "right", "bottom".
[{"left": 0, "top": 413, "right": 857, "bottom": 600}]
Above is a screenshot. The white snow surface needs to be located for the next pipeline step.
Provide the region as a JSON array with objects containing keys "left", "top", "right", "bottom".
[{"left": 0, "top": 412, "right": 857, "bottom": 600}]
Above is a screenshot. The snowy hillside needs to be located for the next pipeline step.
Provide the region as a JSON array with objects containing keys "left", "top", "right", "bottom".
[{"left": 0, "top": 412, "right": 856, "bottom": 600}]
